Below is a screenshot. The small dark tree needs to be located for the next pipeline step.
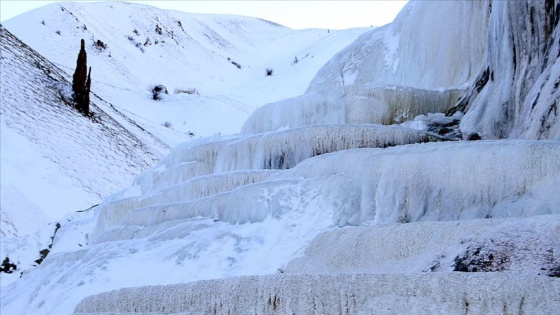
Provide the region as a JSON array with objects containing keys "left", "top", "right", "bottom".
[{"left": 72, "top": 39, "right": 91, "bottom": 116}]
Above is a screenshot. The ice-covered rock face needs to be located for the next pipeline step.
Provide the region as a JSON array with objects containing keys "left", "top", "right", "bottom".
[
  {"left": 457, "top": 0, "right": 560, "bottom": 140},
  {"left": 306, "top": 1, "right": 489, "bottom": 93}
]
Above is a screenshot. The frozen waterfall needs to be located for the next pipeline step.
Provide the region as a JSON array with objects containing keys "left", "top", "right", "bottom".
[
  {"left": 92, "top": 140, "right": 560, "bottom": 243},
  {"left": 241, "top": 86, "right": 462, "bottom": 134},
  {"left": 455, "top": 0, "right": 560, "bottom": 140},
  {"left": 2, "top": 1, "right": 559, "bottom": 315},
  {"left": 306, "top": 1, "right": 489, "bottom": 92}
]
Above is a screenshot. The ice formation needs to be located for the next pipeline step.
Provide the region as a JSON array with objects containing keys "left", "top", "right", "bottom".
[
  {"left": 455, "top": 0, "right": 560, "bottom": 140},
  {"left": 70, "top": 137, "right": 558, "bottom": 315},
  {"left": 270, "top": 140, "right": 560, "bottom": 226},
  {"left": 306, "top": 1, "right": 489, "bottom": 92},
  {"left": 241, "top": 86, "right": 462, "bottom": 133},
  {"left": 75, "top": 273, "right": 560, "bottom": 314},
  {"left": 239, "top": 0, "right": 491, "bottom": 136},
  {"left": 135, "top": 135, "right": 244, "bottom": 192},
  {"left": 70, "top": 0, "right": 560, "bottom": 312},
  {"left": 286, "top": 215, "right": 560, "bottom": 276},
  {"left": 92, "top": 124, "right": 438, "bottom": 240},
  {"left": 2, "top": 1, "right": 560, "bottom": 314},
  {"left": 91, "top": 140, "right": 559, "bottom": 242},
  {"left": 230, "top": 124, "right": 439, "bottom": 171}
]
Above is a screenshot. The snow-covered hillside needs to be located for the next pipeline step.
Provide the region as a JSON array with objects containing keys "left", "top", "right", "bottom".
[
  {"left": 3, "top": 1, "right": 369, "bottom": 146},
  {"left": 0, "top": 25, "right": 168, "bottom": 238},
  {"left": 2, "top": 0, "right": 560, "bottom": 314}
]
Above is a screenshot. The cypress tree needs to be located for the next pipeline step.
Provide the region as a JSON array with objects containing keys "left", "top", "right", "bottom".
[{"left": 72, "top": 39, "right": 91, "bottom": 116}]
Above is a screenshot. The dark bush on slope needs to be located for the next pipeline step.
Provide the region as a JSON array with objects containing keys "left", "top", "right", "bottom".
[{"left": 151, "top": 84, "right": 168, "bottom": 100}]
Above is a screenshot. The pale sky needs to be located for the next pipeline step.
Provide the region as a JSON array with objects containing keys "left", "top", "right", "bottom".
[{"left": 0, "top": 1, "right": 408, "bottom": 30}]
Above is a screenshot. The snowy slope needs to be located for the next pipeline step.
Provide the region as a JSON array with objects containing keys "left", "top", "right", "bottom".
[
  {"left": 2, "top": 1, "right": 560, "bottom": 314},
  {"left": 0, "top": 25, "right": 167, "bottom": 238},
  {"left": 3, "top": 1, "right": 369, "bottom": 146},
  {"left": 0, "top": 0, "right": 368, "bottom": 296}
]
